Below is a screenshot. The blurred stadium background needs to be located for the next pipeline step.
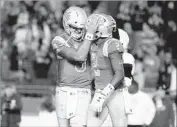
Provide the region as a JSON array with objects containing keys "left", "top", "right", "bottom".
[{"left": 0, "top": 0, "right": 176, "bottom": 127}]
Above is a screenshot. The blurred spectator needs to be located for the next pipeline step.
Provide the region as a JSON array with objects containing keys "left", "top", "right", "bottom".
[
  {"left": 128, "top": 80, "right": 156, "bottom": 127},
  {"left": 16, "top": 2, "right": 29, "bottom": 27},
  {"left": 147, "top": 2, "right": 163, "bottom": 37},
  {"left": 147, "top": 1, "right": 162, "bottom": 16},
  {"left": 0, "top": 84, "right": 22, "bottom": 127},
  {"left": 14, "top": 17, "right": 31, "bottom": 59},
  {"left": 31, "top": 4, "right": 51, "bottom": 51},
  {"left": 9, "top": 45, "right": 19, "bottom": 72},
  {"left": 8, "top": 45, "right": 25, "bottom": 82},
  {"left": 116, "top": 1, "right": 132, "bottom": 28},
  {"left": 158, "top": 50, "right": 174, "bottom": 89},
  {"left": 131, "top": 1, "right": 149, "bottom": 31},
  {"left": 150, "top": 86, "right": 175, "bottom": 127},
  {"left": 67, "top": 0, "right": 92, "bottom": 16},
  {"left": 165, "top": 21, "right": 177, "bottom": 61},
  {"left": 162, "top": 1, "right": 177, "bottom": 25},
  {"left": 6, "top": 2, "right": 20, "bottom": 28},
  {"left": 23, "top": 1, "right": 37, "bottom": 19},
  {"left": 33, "top": 45, "right": 52, "bottom": 79},
  {"left": 130, "top": 1, "right": 150, "bottom": 54},
  {"left": 148, "top": 14, "right": 164, "bottom": 37},
  {"left": 143, "top": 47, "right": 160, "bottom": 89},
  {"left": 93, "top": 1, "right": 108, "bottom": 14},
  {"left": 164, "top": 20, "right": 177, "bottom": 41},
  {"left": 141, "top": 23, "right": 160, "bottom": 46},
  {"left": 8, "top": 45, "right": 30, "bottom": 83}
]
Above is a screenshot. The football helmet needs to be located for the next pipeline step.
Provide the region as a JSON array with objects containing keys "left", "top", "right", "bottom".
[
  {"left": 107, "top": 15, "right": 117, "bottom": 32},
  {"left": 86, "top": 13, "right": 114, "bottom": 39},
  {"left": 118, "top": 29, "right": 129, "bottom": 50},
  {"left": 63, "top": 6, "right": 87, "bottom": 41}
]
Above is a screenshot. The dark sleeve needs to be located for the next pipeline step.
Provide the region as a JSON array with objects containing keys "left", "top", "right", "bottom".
[{"left": 123, "top": 63, "right": 133, "bottom": 78}]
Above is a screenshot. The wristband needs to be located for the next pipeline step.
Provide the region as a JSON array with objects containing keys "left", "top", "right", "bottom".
[
  {"left": 85, "top": 33, "right": 94, "bottom": 40},
  {"left": 101, "top": 83, "right": 115, "bottom": 96}
]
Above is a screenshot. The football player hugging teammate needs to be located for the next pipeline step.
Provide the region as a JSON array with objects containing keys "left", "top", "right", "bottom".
[
  {"left": 51, "top": 6, "right": 100, "bottom": 127},
  {"left": 87, "top": 13, "right": 128, "bottom": 127},
  {"left": 51, "top": 5, "right": 135, "bottom": 127}
]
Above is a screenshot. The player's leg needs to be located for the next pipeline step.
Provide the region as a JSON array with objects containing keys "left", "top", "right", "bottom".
[
  {"left": 87, "top": 91, "right": 109, "bottom": 127},
  {"left": 87, "top": 106, "right": 109, "bottom": 127},
  {"left": 56, "top": 118, "right": 69, "bottom": 127},
  {"left": 107, "top": 88, "right": 128, "bottom": 127},
  {"left": 102, "top": 114, "right": 113, "bottom": 127},
  {"left": 70, "top": 89, "right": 91, "bottom": 127},
  {"left": 55, "top": 86, "right": 70, "bottom": 127}
]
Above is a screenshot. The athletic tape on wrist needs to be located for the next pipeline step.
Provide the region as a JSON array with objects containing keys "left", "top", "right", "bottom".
[
  {"left": 85, "top": 33, "right": 94, "bottom": 40},
  {"left": 102, "top": 83, "right": 115, "bottom": 96}
]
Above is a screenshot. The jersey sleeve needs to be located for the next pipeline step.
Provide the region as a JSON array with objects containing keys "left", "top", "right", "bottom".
[
  {"left": 51, "top": 36, "right": 70, "bottom": 54},
  {"left": 108, "top": 39, "right": 124, "bottom": 55},
  {"left": 103, "top": 38, "right": 124, "bottom": 57}
]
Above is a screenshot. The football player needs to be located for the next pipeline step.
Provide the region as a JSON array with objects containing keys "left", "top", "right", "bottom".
[
  {"left": 87, "top": 13, "right": 127, "bottom": 127},
  {"left": 117, "top": 28, "right": 135, "bottom": 87},
  {"left": 51, "top": 6, "right": 99, "bottom": 127},
  {"left": 109, "top": 16, "right": 135, "bottom": 114},
  {"left": 117, "top": 28, "right": 136, "bottom": 115}
]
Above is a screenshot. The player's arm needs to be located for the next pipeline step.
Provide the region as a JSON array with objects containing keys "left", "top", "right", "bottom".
[
  {"left": 101, "top": 40, "right": 124, "bottom": 97},
  {"left": 52, "top": 18, "right": 99, "bottom": 63},
  {"left": 109, "top": 51, "right": 124, "bottom": 88},
  {"left": 52, "top": 36, "right": 93, "bottom": 63},
  {"left": 90, "top": 40, "right": 124, "bottom": 112}
]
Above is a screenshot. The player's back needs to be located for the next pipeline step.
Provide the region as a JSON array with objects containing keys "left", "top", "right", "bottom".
[{"left": 54, "top": 33, "right": 93, "bottom": 89}]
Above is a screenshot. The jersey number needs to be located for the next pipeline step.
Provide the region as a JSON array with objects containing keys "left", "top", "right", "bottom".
[{"left": 75, "top": 61, "right": 87, "bottom": 72}]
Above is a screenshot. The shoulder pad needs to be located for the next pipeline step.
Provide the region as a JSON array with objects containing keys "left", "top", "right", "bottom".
[
  {"left": 51, "top": 36, "right": 70, "bottom": 52},
  {"left": 122, "top": 52, "right": 135, "bottom": 65},
  {"left": 103, "top": 38, "right": 124, "bottom": 57}
]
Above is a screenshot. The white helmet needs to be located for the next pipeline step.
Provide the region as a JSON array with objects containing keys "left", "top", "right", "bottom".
[
  {"left": 118, "top": 29, "right": 129, "bottom": 50},
  {"left": 63, "top": 6, "right": 87, "bottom": 41},
  {"left": 107, "top": 15, "right": 117, "bottom": 32},
  {"left": 86, "top": 13, "right": 114, "bottom": 39}
]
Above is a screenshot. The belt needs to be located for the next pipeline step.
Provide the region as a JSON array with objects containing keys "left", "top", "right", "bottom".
[{"left": 56, "top": 86, "right": 90, "bottom": 94}]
